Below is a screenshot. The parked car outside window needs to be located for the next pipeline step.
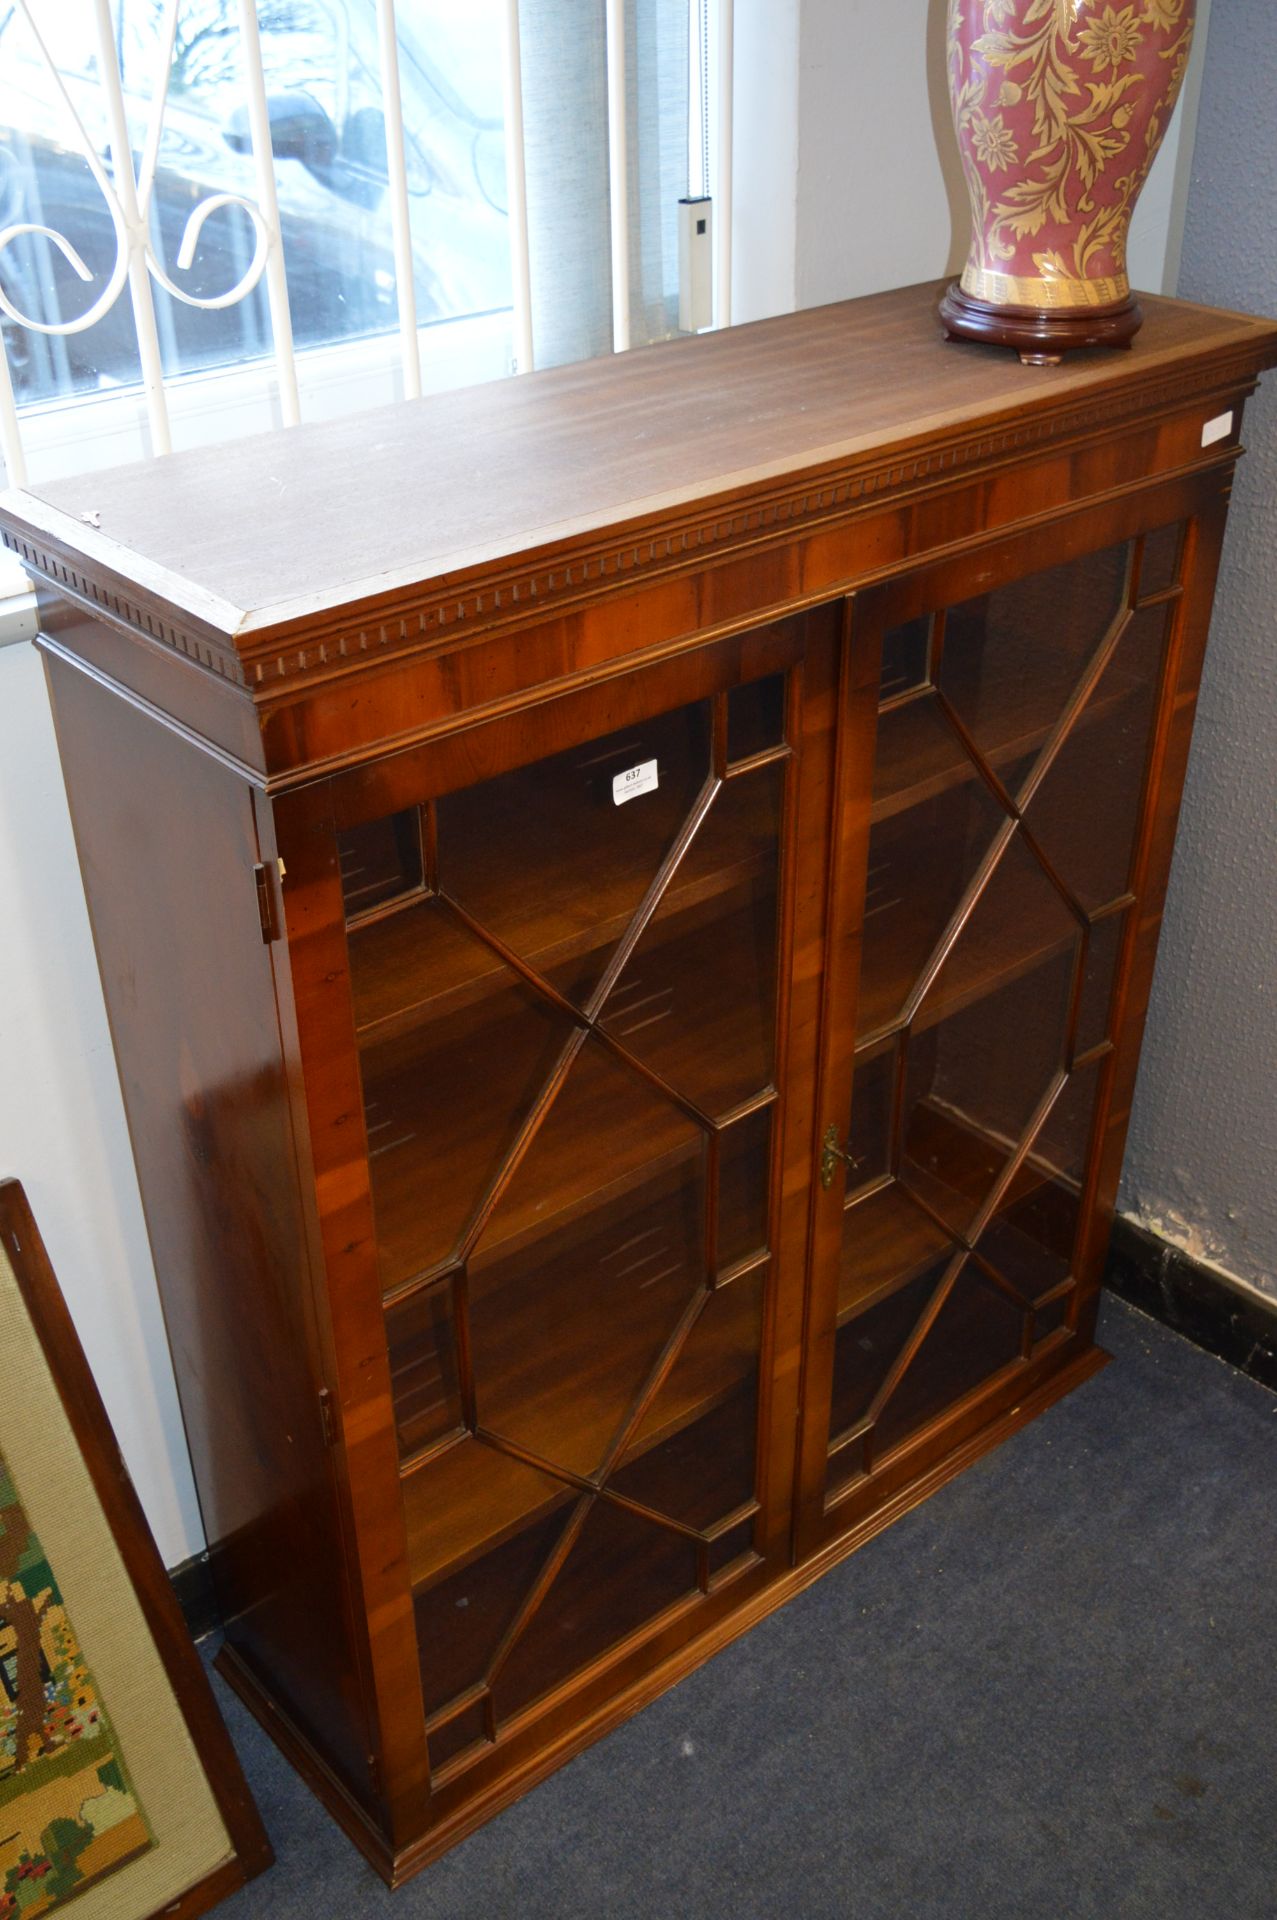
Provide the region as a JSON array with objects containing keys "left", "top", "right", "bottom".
[{"left": 0, "top": 0, "right": 512, "bottom": 407}]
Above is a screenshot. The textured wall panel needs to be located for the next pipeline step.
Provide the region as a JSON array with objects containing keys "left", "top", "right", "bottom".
[{"left": 1121, "top": 0, "right": 1277, "bottom": 1297}]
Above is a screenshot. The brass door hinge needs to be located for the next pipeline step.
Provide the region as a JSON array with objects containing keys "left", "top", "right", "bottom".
[
  {"left": 253, "top": 863, "right": 276, "bottom": 943},
  {"left": 820, "top": 1124, "right": 859, "bottom": 1191},
  {"left": 254, "top": 858, "right": 286, "bottom": 944},
  {"left": 318, "top": 1387, "right": 339, "bottom": 1449}
]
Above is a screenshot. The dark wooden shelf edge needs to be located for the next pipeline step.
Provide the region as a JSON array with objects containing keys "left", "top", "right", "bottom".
[{"left": 234, "top": 1337, "right": 1104, "bottom": 1888}]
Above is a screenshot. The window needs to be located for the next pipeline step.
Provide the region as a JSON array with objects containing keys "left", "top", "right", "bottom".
[
  {"left": 0, "top": 0, "right": 717, "bottom": 612},
  {"left": 0, "top": 0, "right": 510, "bottom": 407}
]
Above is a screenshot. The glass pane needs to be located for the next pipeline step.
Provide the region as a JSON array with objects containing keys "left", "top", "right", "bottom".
[
  {"left": 1020, "top": 604, "right": 1169, "bottom": 914},
  {"left": 467, "top": 1028, "right": 705, "bottom": 1272},
  {"left": 828, "top": 1261, "right": 949, "bottom": 1454},
  {"left": 825, "top": 1430, "right": 868, "bottom": 1500},
  {"left": 349, "top": 894, "right": 501, "bottom": 1041},
  {"left": 1077, "top": 911, "right": 1127, "bottom": 1058},
  {"left": 828, "top": 939, "right": 1108, "bottom": 1479},
  {"left": 436, "top": 701, "right": 711, "bottom": 1011},
  {"left": 1033, "top": 1288, "right": 1074, "bottom": 1346},
  {"left": 914, "top": 824, "right": 1079, "bottom": 1037},
  {"left": 1138, "top": 524, "right": 1184, "bottom": 599},
  {"left": 359, "top": 923, "right": 575, "bottom": 1291},
  {"left": 427, "top": 1697, "right": 490, "bottom": 1775},
  {"left": 846, "top": 1043, "right": 895, "bottom": 1195},
  {"left": 825, "top": 540, "right": 1157, "bottom": 1495},
  {"left": 727, "top": 674, "right": 786, "bottom": 762},
  {"left": 705, "top": 1516, "right": 758, "bottom": 1584},
  {"left": 609, "top": 1265, "right": 765, "bottom": 1531},
  {"left": 468, "top": 1158, "right": 707, "bottom": 1482},
  {"left": 413, "top": 1489, "right": 571, "bottom": 1712},
  {"left": 902, "top": 946, "right": 1076, "bottom": 1247},
  {"left": 891, "top": 827, "right": 1079, "bottom": 1245},
  {"left": 338, "top": 809, "right": 424, "bottom": 920},
  {"left": 599, "top": 763, "right": 782, "bottom": 1117},
  {"left": 379, "top": 681, "right": 787, "bottom": 1720},
  {"left": 878, "top": 615, "right": 933, "bottom": 703},
  {"left": 939, "top": 543, "right": 1132, "bottom": 770},
  {"left": 874, "top": 1261, "right": 1025, "bottom": 1456},
  {"left": 718, "top": 1107, "right": 772, "bottom": 1271},
  {"left": 1031, "top": 1054, "right": 1104, "bottom": 1194},
  {"left": 386, "top": 1273, "right": 463, "bottom": 1459},
  {"left": 859, "top": 767, "right": 1011, "bottom": 1041},
  {"left": 491, "top": 1497, "right": 698, "bottom": 1728},
  {"left": 870, "top": 684, "right": 989, "bottom": 825},
  {"left": 609, "top": 1388, "right": 757, "bottom": 1538},
  {"left": 3, "top": 0, "right": 510, "bottom": 406},
  {"left": 839, "top": 1183, "right": 952, "bottom": 1324},
  {"left": 403, "top": 1436, "right": 571, "bottom": 1595}
]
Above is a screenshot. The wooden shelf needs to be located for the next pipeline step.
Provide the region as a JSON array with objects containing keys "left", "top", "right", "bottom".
[
  {"left": 871, "top": 660, "right": 1144, "bottom": 825},
  {"left": 856, "top": 817, "right": 1080, "bottom": 1046},
  {"left": 413, "top": 1389, "right": 757, "bottom": 1732},
  {"left": 837, "top": 1182, "right": 954, "bottom": 1325},
  {"left": 387, "top": 1141, "right": 764, "bottom": 1445},
  {"left": 364, "top": 1008, "right": 694, "bottom": 1296},
  {"left": 350, "top": 766, "right": 781, "bottom": 1045},
  {"left": 401, "top": 1254, "right": 762, "bottom": 1592},
  {"left": 362, "top": 898, "right": 777, "bottom": 1295},
  {"left": 836, "top": 1103, "right": 1077, "bottom": 1329}
]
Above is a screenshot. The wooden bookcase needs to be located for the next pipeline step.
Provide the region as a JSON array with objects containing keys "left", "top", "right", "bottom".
[{"left": 3, "top": 282, "right": 1274, "bottom": 1885}]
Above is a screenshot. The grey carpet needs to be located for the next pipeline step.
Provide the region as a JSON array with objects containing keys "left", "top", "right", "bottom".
[{"left": 210, "top": 1295, "right": 1277, "bottom": 1918}]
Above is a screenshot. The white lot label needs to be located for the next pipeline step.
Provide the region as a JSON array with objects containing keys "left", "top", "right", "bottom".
[
  {"left": 613, "top": 759, "right": 659, "bottom": 805},
  {"left": 1201, "top": 410, "right": 1234, "bottom": 447}
]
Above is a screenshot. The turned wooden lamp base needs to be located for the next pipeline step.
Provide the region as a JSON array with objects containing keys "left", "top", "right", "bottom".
[{"left": 939, "top": 282, "right": 1143, "bottom": 366}]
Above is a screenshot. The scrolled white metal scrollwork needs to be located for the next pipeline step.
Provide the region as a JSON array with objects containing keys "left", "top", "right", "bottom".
[{"left": 0, "top": 0, "right": 298, "bottom": 484}]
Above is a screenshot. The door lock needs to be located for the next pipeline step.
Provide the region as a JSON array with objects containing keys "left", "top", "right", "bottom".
[{"left": 820, "top": 1124, "right": 859, "bottom": 1191}]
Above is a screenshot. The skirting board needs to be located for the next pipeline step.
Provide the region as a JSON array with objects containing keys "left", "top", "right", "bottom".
[
  {"left": 170, "top": 1550, "right": 223, "bottom": 1643},
  {"left": 1104, "top": 1214, "right": 1277, "bottom": 1392}
]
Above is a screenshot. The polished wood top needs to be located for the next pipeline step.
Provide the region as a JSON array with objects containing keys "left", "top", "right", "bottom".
[{"left": 3, "top": 281, "right": 1275, "bottom": 661}]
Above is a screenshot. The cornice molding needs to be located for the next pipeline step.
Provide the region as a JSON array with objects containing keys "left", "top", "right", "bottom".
[
  {"left": 0, "top": 526, "right": 248, "bottom": 685},
  {"left": 0, "top": 338, "right": 1266, "bottom": 704}
]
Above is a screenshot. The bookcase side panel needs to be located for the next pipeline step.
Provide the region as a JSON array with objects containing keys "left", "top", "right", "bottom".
[{"left": 40, "top": 647, "right": 376, "bottom": 1804}]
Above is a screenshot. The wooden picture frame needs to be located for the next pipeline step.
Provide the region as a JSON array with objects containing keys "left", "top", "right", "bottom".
[{"left": 0, "top": 1178, "right": 272, "bottom": 1919}]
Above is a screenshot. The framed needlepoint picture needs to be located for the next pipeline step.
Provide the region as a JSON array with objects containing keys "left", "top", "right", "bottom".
[{"left": 0, "top": 1179, "right": 271, "bottom": 1919}]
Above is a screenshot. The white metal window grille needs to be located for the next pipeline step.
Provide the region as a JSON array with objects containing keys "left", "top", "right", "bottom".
[{"left": 0, "top": 0, "right": 734, "bottom": 509}]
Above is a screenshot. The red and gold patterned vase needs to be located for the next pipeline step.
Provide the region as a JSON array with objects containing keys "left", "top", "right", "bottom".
[{"left": 940, "top": 0, "right": 1196, "bottom": 362}]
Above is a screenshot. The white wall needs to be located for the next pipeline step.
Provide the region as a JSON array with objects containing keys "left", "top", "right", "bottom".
[
  {"left": 730, "top": 0, "right": 800, "bottom": 323},
  {"left": 792, "top": 0, "right": 1210, "bottom": 311},
  {"left": 0, "top": 4, "right": 1213, "bottom": 1568},
  {"left": 0, "top": 639, "right": 204, "bottom": 1565}
]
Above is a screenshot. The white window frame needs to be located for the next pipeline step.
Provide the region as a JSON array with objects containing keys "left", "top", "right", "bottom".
[{"left": 0, "top": 0, "right": 736, "bottom": 647}]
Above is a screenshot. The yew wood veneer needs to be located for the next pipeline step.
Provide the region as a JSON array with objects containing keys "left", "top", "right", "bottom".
[{"left": 3, "top": 280, "right": 1274, "bottom": 1884}]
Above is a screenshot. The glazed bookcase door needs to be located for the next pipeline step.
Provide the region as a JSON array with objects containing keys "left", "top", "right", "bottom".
[
  {"left": 799, "top": 512, "right": 1196, "bottom": 1551},
  {"left": 331, "top": 626, "right": 824, "bottom": 1790}
]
